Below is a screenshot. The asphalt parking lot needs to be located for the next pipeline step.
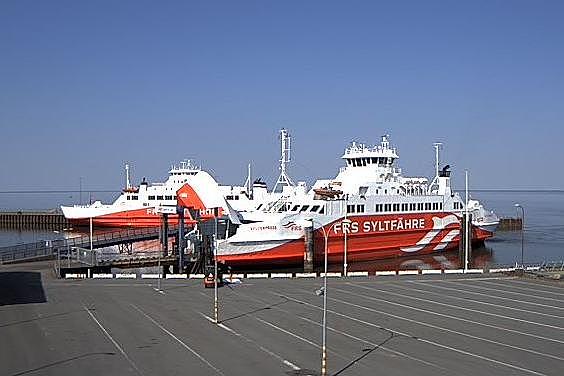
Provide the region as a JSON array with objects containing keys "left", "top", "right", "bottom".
[{"left": 1, "top": 262, "right": 563, "bottom": 376}]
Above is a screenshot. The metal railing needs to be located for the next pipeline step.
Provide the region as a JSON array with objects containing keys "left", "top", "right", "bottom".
[{"left": 1, "top": 226, "right": 179, "bottom": 264}]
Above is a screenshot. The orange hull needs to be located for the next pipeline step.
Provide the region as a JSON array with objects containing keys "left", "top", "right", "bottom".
[{"left": 218, "top": 213, "right": 494, "bottom": 267}]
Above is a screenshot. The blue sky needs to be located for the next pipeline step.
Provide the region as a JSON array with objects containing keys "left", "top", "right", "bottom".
[{"left": 1, "top": 0, "right": 563, "bottom": 192}]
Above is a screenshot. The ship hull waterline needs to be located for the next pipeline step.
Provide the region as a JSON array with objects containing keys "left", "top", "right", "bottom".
[{"left": 218, "top": 213, "right": 494, "bottom": 268}]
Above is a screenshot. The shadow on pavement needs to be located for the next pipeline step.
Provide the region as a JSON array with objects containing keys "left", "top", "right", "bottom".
[{"left": 0, "top": 272, "right": 47, "bottom": 306}]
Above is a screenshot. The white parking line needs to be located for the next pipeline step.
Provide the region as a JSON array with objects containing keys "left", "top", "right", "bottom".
[
  {"left": 471, "top": 279, "right": 564, "bottom": 297},
  {"left": 346, "top": 283, "right": 564, "bottom": 339},
  {"left": 507, "top": 279, "right": 564, "bottom": 292},
  {"left": 130, "top": 304, "right": 225, "bottom": 376},
  {"left": 83, "top": 306, "right": 143, "bottom": 376},
  {"left": 228, "top": 288, "right": 448, "bottom": 371},
  {"left": 199, "top": 313, "right": 301, "bottom": 371},
  {"left": 410, "top": 281, "right": 564, "bottom": 311},
  {"left": 395, "top": 283, "right": 564, "bottom": 320},
  {"left": 448, "top": 280, "right": 564, "bottom": 303},
  {"left": 277, "top": 293, "right": 546, "bottom": 376},
  {"left": 333, "top": 286, "right": 564, "bottom": 360}
]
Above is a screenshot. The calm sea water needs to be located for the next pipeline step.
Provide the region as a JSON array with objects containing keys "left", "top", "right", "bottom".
[{"left": 1, "top": 191, "right": 563, "bottom": 267}]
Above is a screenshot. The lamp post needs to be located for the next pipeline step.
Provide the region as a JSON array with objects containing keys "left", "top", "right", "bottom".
[
  {"left": 343, "top": 194, "right": 349, "bottom": 277},
  {"left": 514, "top": 203, "right": 525, "bottom": 269},
  {"left": 214, "top": 209, "right": 219, "bottom": 324},
  {"left": 306, "top": 217, "right": 351, "bottom": 376}
]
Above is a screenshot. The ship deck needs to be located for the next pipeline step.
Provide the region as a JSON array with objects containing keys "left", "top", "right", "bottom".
[{"left": 1, "top": 262, "right": 562, "bottom": 376}]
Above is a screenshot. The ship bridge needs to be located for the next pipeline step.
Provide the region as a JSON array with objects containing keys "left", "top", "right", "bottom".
[{"left": 341, "top": 135, "right": 399, "bottom": 168}]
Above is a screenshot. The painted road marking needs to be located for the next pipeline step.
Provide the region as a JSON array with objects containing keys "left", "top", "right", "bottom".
[
  {"left": 347, "top": 283, "right": 564, "bottom": 342},
  {"left": 130, "top": 304, "right": 225, "bottom": 376},
  {"left": 411, "top": 281, "right": 564, "bottom": 311},
  {"left": 83, "top": 306, "right": 143, "bottom": 376},
  {"left": 200, "top": 313, "right": 301, "bottom": 371},
  {"left": 278, "top": 293, "right": 547, "bottom": 376},
  {"left": 397, "top": 283, "right": 564, "bottom": 320},
  {"left": 335, "top": 285, "right": 564, "bottom": 360}
]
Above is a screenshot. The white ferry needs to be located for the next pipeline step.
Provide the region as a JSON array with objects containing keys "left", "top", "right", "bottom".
[
  {"left": 216, "top": 135, "right": 499, "bottom": 267},
  {"left": 60, "top": 160, "right": 263, "bottom": 227}
]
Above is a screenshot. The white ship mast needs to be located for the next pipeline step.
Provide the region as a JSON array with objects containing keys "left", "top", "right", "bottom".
[
  {"left": 125, "top": 163, "right": 132, "bottom": 189},
  {"left": 273, "top": 128, "right": 295, "bottom": 192},
  {"left": 428, "top": 142, "right": 442, "bottom": 194}
]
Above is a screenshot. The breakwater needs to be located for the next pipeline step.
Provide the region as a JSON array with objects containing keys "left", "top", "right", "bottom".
[{"left": 0, "top": 210, "right": 70, "bottom": 230}]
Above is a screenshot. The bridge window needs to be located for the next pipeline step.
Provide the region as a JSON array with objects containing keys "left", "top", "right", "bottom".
[
  {"left": 311, "top": 205, "right": 320, "bottom": 212},
  {"left": 300, "top": 205, "right": 309, "bottom": 212},
  {"left": 291, "top": 205, "right": 300, "bottom": 211},
  {"left": 319, "top": 206, "right": 324, "bottom": 214},
  {"left": 356, "top": 204, "right": 365, "bottom": 213}
]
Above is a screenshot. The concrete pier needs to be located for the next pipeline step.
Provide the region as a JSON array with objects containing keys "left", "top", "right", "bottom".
[{"left": 0, "top": 210, "right": 70, "bottom": 230}]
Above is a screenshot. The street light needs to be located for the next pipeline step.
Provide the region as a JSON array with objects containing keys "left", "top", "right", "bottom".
[
  {"left": 305, "top": 217, "right": 351, "bottom": 376},
  {"left": 514, "top": 203, "right": 525, "bottom": 268}
]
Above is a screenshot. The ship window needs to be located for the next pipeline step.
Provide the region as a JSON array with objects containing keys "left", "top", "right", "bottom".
[
  {"left": 375, "top": 204, "right": 383, "bottom": 212},
  {"left": 291, "top": 205, "right": 300, "bottom": 211},
  {"left": 410, "top": 203, "right": 416, "bottom": 211},
  {"left": 418, "top": 203, "right": 423, "bottom": 210},
  {"left": 157, "top": 195, "right": 164, "bottom": 200},
  {"left": 432, "top": 202, "right": 438, "bottom": 210},
  {"left": 356, "top": 204, "right": 365, "bottom": 213},
  {"left": 311, "top": 205, "right": 320, "bottom": 212},
  {"left": 393, "top": 203, "right": 400, "bottom": 211},
  {"left": 384, "top": 189, "right": 388, "bottom": 194},
  {"left": 401, "top": 203, "right": 408, "bottom": 211},
  {"left": 132, "top": 195, "right": 138, "bottom": 200},
  {"left": 234, "top": 195, "right": 239, "bottom": 200},
  {"left": 384, "top": 204, "right": 391, "bottom": 212},
  {"left": 165, "top": 195, "right": 173, "bottom": 200},
  {"left": 356, "top": 158, "right": 362, "bottom": 166},
  {"left": 126, "top": 196, "right": 130, "bottom": 200},
  {"left": 148, "top": 195, "right": 155, "bottom": 200},
  {"left": 425, "top": 202, "right": 431, "bottom": 210},
  {"left": 143, "top": 203, "right": 149, "bottom": 207},
  {"left": 300, "top": 205, "right": 309, "bottom": 212},
  {"left": 371, "top": 157, "right": 378, "bottom": 164},
  {"left": 362, "top": 158, "right": 367, "bottom": 166},
  {"left": 439, "top": 202, "right": 443, "bottom": 210},
  {"left": 347, "top": 204, "right": 355, "bottom": 214},
  {"left": 319, "top": 206, "right": 324, "bottom": 214},
  {"left": 173, "top": 196, "right": 177, "bottom": 200}
]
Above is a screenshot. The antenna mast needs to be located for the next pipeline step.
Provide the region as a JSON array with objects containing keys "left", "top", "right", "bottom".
[
  {"left": 433, "top": 142, "right": 442, "bottom": 178},
  {"left": 273, "top": 128, "right": 295, "bottom": 192},
  {"left": 428, "top": 142, "right": 443, "bottom": 194},
  {"left": 125, "top": 163, "right": 131, "bottom": 189}
]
